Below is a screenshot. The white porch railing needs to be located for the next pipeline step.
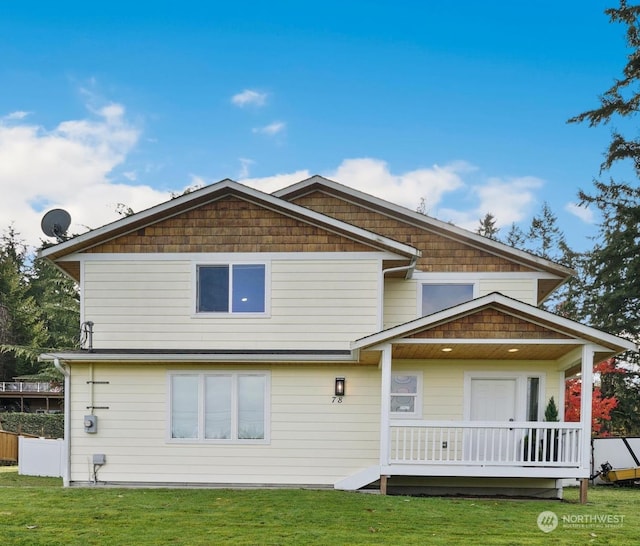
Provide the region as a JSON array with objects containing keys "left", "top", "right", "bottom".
[
  {"left": 389, "top": 421, "right": 582, "bottom": 467},
  {"left": 0, "top": 382, "right": 61, "bottom": 393}
]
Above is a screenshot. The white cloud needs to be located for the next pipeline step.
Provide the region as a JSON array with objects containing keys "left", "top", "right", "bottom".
[
  {"left": 1, "top": 99, "right": 547, "bottom": 253},
  {"left": 2, "top": 111, "right": 31, "bottom": 121},
  {"left": 327, "top": 158, "right": 472, "bottom": 210},
  {"left": 0, "top": 103, "right": 171, "bottom": 250},
  {"left": 240, "top": 170, "right": 312, "bottom": 192},
  {"left": 231, "top": 89, "right": 267, "bottom": 107},
  {"left": 240, "top": 159, "right": 543, "bottom": 235},
  {"left": 565, "top": 202, "right": 595, "bottom": 223},
  {"left": 240, "top": 158, "right": 471, "bottom": 209},
  {"left": 436, "top": 176, "right": 543, "bottom": 231},
  {"left": 252, "top": 121, "right": 285, "bottom": 136}
]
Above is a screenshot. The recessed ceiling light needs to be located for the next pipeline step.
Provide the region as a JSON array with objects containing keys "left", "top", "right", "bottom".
[
  {"left": 441, "top": 347, "right": 453, "bottom": 352},
  {"left": 508, "top": 348, "right": 519, "bottom": 353}
]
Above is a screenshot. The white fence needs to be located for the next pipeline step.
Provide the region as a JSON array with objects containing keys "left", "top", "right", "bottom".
[{"left": 18, "top": 437, "right": 65, "bottom": 478}]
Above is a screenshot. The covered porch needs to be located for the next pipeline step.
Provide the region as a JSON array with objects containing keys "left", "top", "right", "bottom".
[{"left": 346, "top": 293, "right": 637, "bottom": 498}]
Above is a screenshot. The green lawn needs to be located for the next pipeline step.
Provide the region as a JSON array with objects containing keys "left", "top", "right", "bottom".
[{"left": 0, "top": 469, "right": 637, "bottom": 545}]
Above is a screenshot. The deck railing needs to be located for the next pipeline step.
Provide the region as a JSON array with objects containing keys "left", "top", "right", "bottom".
[
  {"left": 389, "top": 421, "right": 582, "bottom": 467},
  {"left": 0, "top": 382, "right": 62, "bottom": 393}
]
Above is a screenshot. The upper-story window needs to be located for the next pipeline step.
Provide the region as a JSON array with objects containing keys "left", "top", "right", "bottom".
[
  {"left": 421, "top": 283, "right": 474, "bottom": 316},
  {"left": 197, "top": 263, "right": 266, "bottom": 314}
]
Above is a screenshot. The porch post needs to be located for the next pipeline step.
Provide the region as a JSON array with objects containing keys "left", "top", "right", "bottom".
[
  {"left": 379, "top": 344, "right": 392, "bottom": 488},
  {"left": 580, "top": 344, "right": 595, "bottom": 487}
]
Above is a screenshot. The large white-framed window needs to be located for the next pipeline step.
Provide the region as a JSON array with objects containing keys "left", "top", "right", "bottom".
[
  {"left": 169, "top": 371, "right": 270, "bottom": 443},
  {"left": 195, "top": 262, "right": 268, "bottom": 315},
  {"left": 420, "top": 282, "right": 475, "bottom": 316},
  {"left": 390, "top": 372, "right": 423, "bottom": 418}
]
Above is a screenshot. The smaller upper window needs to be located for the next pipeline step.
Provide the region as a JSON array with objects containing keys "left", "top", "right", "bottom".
[
  {"left": 197, "top": 264, "right": 266, "bottom": 314},
  {"left": 421, "top": 283, "right": 474, "bottom": 316}
]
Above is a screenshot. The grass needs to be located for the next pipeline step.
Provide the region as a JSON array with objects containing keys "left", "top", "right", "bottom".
[{"left": 0, "top": 469, "right": 637, "bottom": 545}]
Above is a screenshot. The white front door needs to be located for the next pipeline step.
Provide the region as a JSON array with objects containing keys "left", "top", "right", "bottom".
[
  {"left": 470, "top": 378, "right": 517, "bottom": 421},
  {"left": 467, "top": 378, "right": 518, "bottom": 462}
]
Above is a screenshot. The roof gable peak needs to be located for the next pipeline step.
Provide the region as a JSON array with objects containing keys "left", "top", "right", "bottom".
[{"left": 39, "top": 177, "right": 420, "bottom": 261}]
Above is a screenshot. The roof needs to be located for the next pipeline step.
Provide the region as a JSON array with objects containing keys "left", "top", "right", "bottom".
[
  {"left": 275, "top": 175, "right": 575, "bottom": 280},
  {"left": 352, "top": 292, "right": 637, "bottom": 364},
  {"left": 39, "top": 178, "right": 420, "bottom": 262},
  {"left": 39, "top": 349, "right": 355, "bottom": 363}
]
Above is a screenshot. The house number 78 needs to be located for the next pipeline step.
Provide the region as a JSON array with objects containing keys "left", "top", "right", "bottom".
[{"left": 332, "top": 397, "right": 344, "bottom": 403}]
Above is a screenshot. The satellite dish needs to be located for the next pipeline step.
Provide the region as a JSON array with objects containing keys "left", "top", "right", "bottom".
[{"left": 41, "top": 209, "right": 71, "bottom": 242}]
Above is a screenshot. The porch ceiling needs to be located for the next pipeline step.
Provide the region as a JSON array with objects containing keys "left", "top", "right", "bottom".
[{"left": 389, "top": 342, "right": 583, "bottom": 361}]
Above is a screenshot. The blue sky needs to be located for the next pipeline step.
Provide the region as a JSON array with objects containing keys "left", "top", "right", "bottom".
[{"left": 0, "top": 1, "right": 630, "bottom": 251}]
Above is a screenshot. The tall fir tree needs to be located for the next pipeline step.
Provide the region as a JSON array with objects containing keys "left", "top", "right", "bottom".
[
  {"left": 517, "top": 202, "right": 586, "bottom": 319},
  {"left": 0, "top": 227, "right": 48, "bottom": 379},
  {"left": 28, "top": 250, "right": 80, "bottom": 351},
  {"left": 476, "top": 213, "right": 500, "bottom": 240},
  {"left": 566, "top": 1, "right": 640, "bottom": 435},
  {"left": 568, "top": 1, "right": 640, "bottom": 355},
  {"left": 504, "top": 223, "right": 527, "bottom": 248}
]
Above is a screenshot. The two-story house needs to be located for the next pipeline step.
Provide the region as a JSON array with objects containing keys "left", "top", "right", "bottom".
[{"left": 39, "top": 176, "right": 636, "bottom": 498}]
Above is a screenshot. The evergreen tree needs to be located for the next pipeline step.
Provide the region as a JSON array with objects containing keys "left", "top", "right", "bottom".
[
  {"left": 0, "top": 227, "right": 48, "bottom": 379},
  {"left": 567, "top": 1, "right": 640, "bottom": 434},
  {"left": 504, "top": 223, "right": 526, "bottom": 248},
  {"left": 568, "top": 1, "right": 640, "bottom": 176},
  {"left": 516, "top": 202, "right": 586, "bottom": 319},
  {"left": 476, "top": 213, "right": 500, "bottom": 240},
  {"left": 28, "top": 250, "right": 80, "bottom": 352},
  {"left": 568, "top": 1, "right": 640, "bottom": 354},
  {"left": 577, "top": 182, "right": 640, "bottom": 348},
  {"left": 526, "top": 202, "right": 566, "bottom": 263}
]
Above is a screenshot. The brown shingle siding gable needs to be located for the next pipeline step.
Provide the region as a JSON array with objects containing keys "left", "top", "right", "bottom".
[
  {"left": 409, "top": 308, "right": 572, "bottom": 340},
  {"left": 85, "top": 196, "right": 376, "bottom": 254},
  {"left": 291, "top": 191, "right": 533, "bottom": 273}
]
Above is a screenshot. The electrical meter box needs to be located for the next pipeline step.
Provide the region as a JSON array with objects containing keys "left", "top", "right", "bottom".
[{"left": 84, "top": 414, "right": 98, "bottom": 433}]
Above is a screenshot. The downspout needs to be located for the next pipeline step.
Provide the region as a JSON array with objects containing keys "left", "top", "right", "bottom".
[
  {"left": 377, "top": 256, "right": 417, "bottom": 492},
  {"left": 53, "top": 357, "right": 71, "bottom": 487}
]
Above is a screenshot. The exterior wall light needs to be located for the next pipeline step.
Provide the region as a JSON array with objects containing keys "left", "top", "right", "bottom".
[{"left": 335, "top": 377, "right": 346, "bottom": 396}]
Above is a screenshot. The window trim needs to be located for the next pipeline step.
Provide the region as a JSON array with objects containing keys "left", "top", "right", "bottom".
[
  {"left": 167, "top": 371, "right": 271, "bottom": 444},
  {"left": 192, "top": 261, "right": 271, "bottom": 317},
  {"left": 417, "top": 280, "right": 478, "bottom": 317},
  {"left": 390, "top": 371, "right": 423, "bottom": 419}
]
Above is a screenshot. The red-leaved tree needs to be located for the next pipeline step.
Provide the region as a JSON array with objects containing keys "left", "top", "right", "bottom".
[{"left": 565, "top": 359, "right": 621, "bottom": 437}]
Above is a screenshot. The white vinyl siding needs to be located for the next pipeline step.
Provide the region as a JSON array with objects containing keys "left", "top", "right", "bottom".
[
  {"left": 383, "top": 278, "right": 417, "bottom": 328},
  {"left": 68, "top": 363, "right": 381, "bottom": 486},
  {"left": 384, "top": 277, "right": 539, "bottom": 328},
  {"left": 478, "top": 278, "right": 536, "bottom": 305},
  {"left": 82, "top": 257, "right": 380, "bottom": 350},
  {"left": 393, "top": 359, "right": 562, "bottom": 421}
]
